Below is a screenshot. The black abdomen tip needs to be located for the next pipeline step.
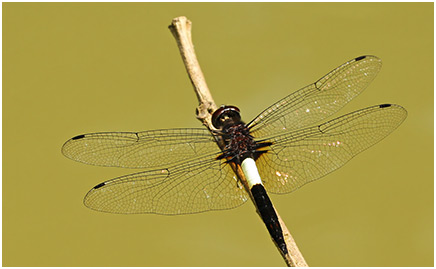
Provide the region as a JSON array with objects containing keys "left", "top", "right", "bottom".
[
  {"left": 355, "top": 56, "right": 366, "bottom": 61},
  {"left": 379, "top": 104, "right": 391, "bottom": 108},
  {"left": 94, "top": 182, "right": 106, "bottom": 189},
  {"left": 72, "top": 134, "right": 85, "bottom": 140}
]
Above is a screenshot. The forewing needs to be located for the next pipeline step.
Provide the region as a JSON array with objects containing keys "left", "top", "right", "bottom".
[
  {"left": 249, "top": 56, "right": 382, "bottom": 138},
  {"left": 62, "top": 128, "right": 220, "bottom": 168},
  {"left": 255, "top": 104, "right": 407, "bottom": 194},
  {"left": 84, "top": 155, "right": 249, "bottom": 214}
]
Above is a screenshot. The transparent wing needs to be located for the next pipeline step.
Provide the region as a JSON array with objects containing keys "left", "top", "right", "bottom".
[
  {"left": 84, "top": 154, "right": 249, "bottom": 214},
  {"left": 255, "top": 104, "right": 407, "bottom": 194},
  {"left": 62, "top": 128, "right": 220, "bottom": 169},
  {"left": 248, "top": 56, "right": 382, "bottom": 138}
]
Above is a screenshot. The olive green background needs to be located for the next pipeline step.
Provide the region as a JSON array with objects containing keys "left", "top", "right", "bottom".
[{"left": 3, "top": 3, "right": 433, "bottom": 267}]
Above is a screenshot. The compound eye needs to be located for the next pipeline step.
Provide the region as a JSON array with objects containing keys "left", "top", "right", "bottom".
[{"left": 212, "top": 106, "right": 241, "bottom": 129}]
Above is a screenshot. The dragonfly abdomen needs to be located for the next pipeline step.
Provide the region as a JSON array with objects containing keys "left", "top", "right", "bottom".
[
  {"left": 251, "top": 184, "right": 288, "bottom": 255},
  {"left": 241, "top": 157, "right": 288, "bottom": 255}
]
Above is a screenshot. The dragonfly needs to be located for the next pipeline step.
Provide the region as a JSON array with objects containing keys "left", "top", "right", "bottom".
[{"left": 62, "top": 55, "right": 407, "bottom": 256}]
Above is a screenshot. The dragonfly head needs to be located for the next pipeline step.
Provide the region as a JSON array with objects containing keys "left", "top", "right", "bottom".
[{"left": 212, "top": 105, "right": 242, "bottom": 130}]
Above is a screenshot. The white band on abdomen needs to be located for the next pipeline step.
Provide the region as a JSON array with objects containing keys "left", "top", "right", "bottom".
[{"left": 241, "top": 158, "right": 263, "bottom": 189}]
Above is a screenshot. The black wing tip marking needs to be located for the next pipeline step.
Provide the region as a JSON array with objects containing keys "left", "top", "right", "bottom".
[
  {"left": 354, "top": 55, "right": 382, "bottom": 63},
  {"left": 379, "top": 104, "right": 392, "bottom": 108},
  {"left": 93, "top": 182, "right": 106, "bottom": 189},
  {"left": 72, "top": 134, "right": 85, "bottom": 140},
  {"left": 317, "top": 125, "right": 324, "bottom": 134}
]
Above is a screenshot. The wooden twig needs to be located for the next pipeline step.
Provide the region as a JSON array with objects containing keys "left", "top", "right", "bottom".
[
  {"left": 168, "top": 17, "right": 217, "bottom": 131},
  {"left": 168, "top": 16, "right": 308, "bottom": 267}
]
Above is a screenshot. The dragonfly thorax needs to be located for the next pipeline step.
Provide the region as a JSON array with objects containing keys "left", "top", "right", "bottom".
[
  {"left": 220, "top": 123, "right": 256, "bottom": 164},
  {"left": 213, "top": 106, "right": 272, "bottom": 164}
]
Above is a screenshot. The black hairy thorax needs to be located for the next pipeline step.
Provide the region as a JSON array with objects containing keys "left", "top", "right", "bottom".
[{"left": 212, "top": 105, "right": 272, "bottom": 165}]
